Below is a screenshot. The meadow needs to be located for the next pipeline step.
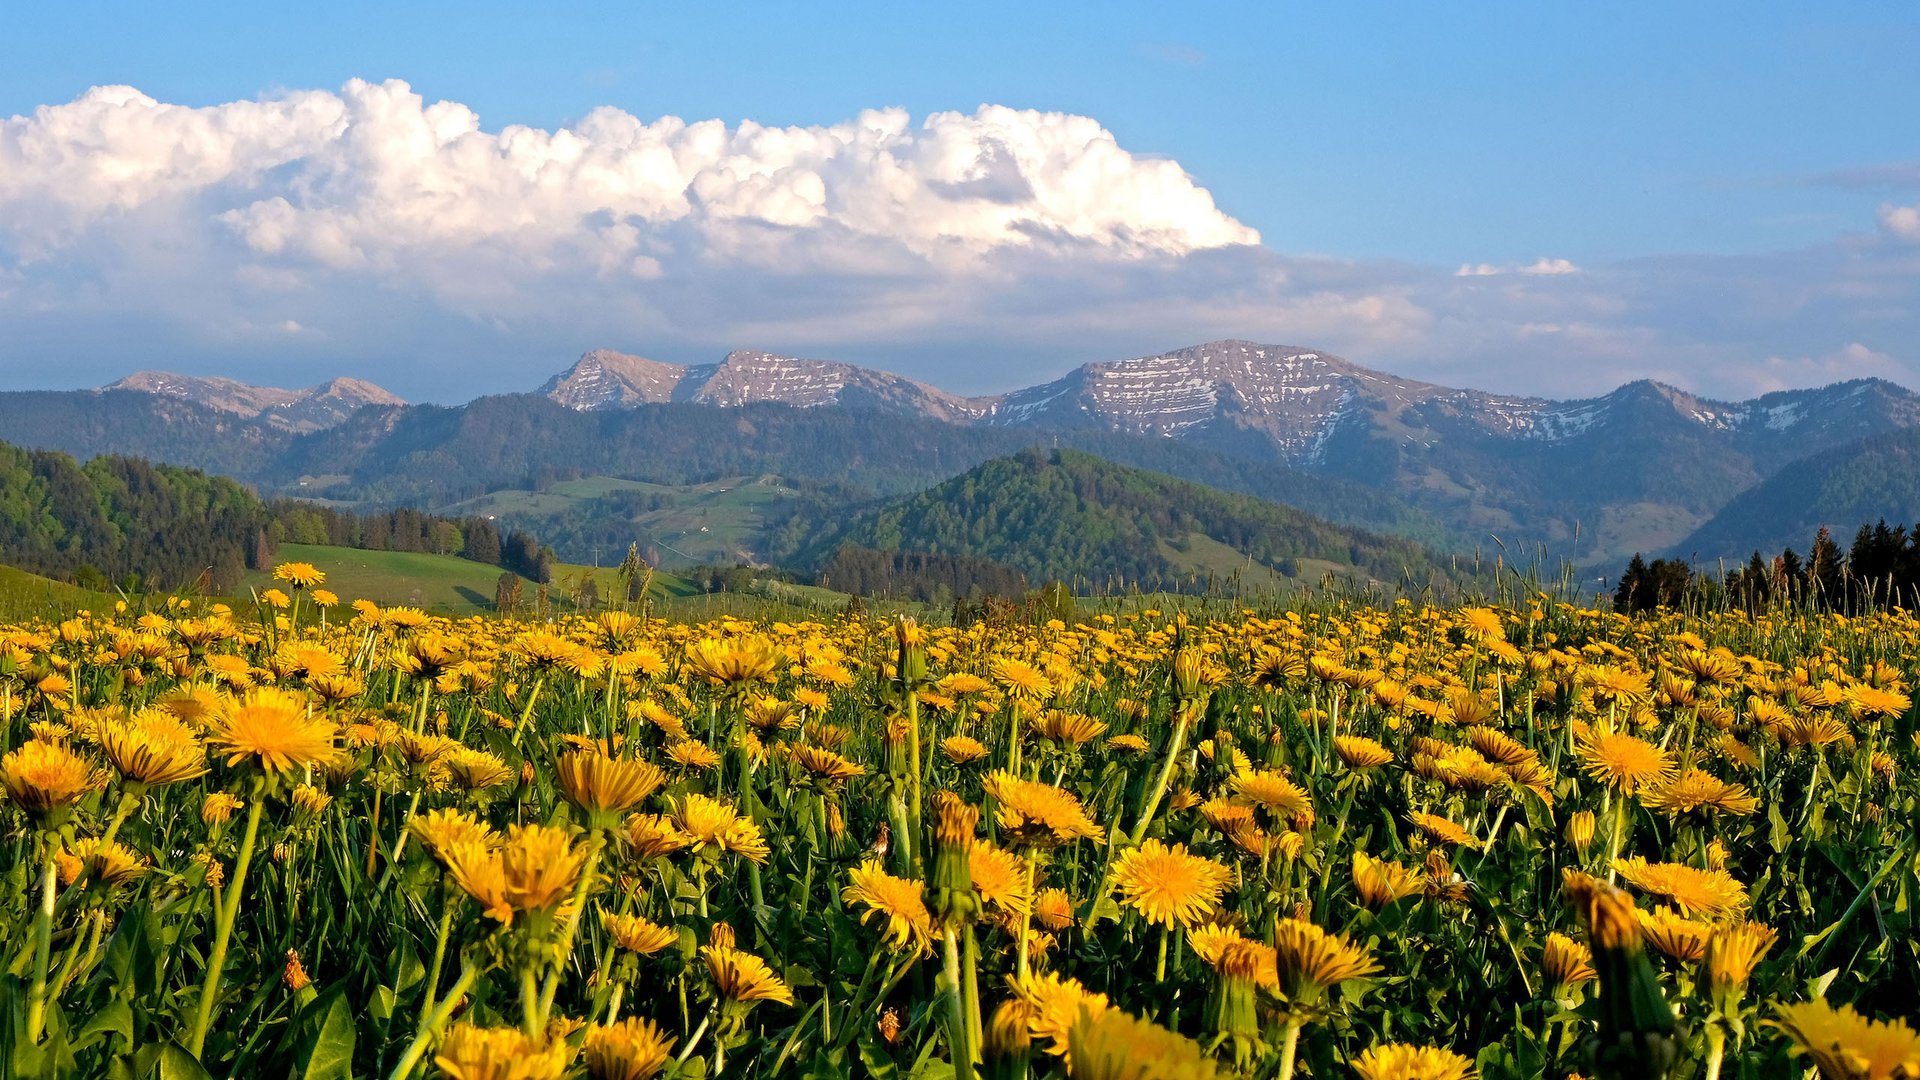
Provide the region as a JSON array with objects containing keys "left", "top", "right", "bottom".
[{"left": 0, "top": 561, "right": 1914, "bottom": 1079}]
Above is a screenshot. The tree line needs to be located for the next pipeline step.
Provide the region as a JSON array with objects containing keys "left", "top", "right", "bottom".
[{"left": 1614, "top": 520, "right": 1920, "bottom": 612}]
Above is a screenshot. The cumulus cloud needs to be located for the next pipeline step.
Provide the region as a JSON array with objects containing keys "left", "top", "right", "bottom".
[{"left": 0, "top": 79, "right": 1256, "bottom": 275}]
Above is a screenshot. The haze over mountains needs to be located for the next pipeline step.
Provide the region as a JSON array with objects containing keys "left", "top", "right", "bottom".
[{"left": 9, "top": 338, "right": 1918, "bottom": 573}]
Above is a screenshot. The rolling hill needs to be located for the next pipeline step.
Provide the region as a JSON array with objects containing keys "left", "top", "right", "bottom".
[
  {"left": 1674, "top": 427, "right": 1920, "bottom": 561},
  {"left": 784, "top": 449, "right": 1465, "bottom": 595}
]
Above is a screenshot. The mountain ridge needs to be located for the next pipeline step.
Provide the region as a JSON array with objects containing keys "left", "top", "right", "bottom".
[{"left": 106, "top": 371, "right": 405, "bottom": 432}]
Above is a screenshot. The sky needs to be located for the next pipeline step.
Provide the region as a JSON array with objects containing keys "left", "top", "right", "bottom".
[{"left": 3, "top": 2, "right": 1920, "bottom": 402}]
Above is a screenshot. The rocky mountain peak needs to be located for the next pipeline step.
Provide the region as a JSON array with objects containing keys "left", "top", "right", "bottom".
[{"left": 104, "top": 370, "right": 403, "bottom": 432}]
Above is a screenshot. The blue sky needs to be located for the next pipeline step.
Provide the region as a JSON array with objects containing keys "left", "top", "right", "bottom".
[{"left": 3, "top": 3, "right": 1919, "bottom": 400}]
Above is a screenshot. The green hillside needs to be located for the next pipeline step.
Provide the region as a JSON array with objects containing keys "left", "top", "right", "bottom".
[
  {"left": 446, "top": 475, "right": 799, "bottom": 568},
  {"left": 0, "top": 563, "right": 111, "bottom": 619},
  {"left": 793, "top": 449, "right": 1463, "bottom": 595},
  {"left": 241, "top": 545, "right": 703, "bottom": 614},
  {"left": 1676, "top": 428, "right": 1920, "bottom": 560}
]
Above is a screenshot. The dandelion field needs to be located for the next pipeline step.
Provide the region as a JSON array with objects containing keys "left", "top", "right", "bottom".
[{"left": 0, "top": 565, "right": 1916, "bottom": 1079}]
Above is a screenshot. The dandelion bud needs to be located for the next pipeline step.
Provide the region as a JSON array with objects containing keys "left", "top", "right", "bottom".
[
  {"left": 1205, "top": 939, "right": 1270, "bottom": 1063},
  {"left": 826, "top": 799, "right": 847, "bottom": 841},
  {"left": 1170, "top": 648, "right": 1206, "bottom": 703},
  {"left": 1704, "top": 839, "right": 1729, "bottom": 871},
  {"left": 928, "top": 791, "right": 980, "bottom": 924},
  {"left": 1567, "top": 810, "right": 1597, "bottom": 856},
  {"left": 1564, "top": 872, "right": 1678, "bottom": 1077},
  {"left": 895, "top": 618, "right": 928, "bottom": 689},
  {"left": 708, "top": 922, "right": 736, "bottom": 951}
]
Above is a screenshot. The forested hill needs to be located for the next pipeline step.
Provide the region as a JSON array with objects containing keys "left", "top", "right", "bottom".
[
  {"left": 0, "top": 442, "right": 268, "bottom": 592},
  {"left": 0, "top": 439, "right": 555, "bottom": 593},
  {"left": 1675, "top": 427, "right": 1920, "bottom": 561},
  {"left": 783, "top": 449, "right": 1464, "bottom": 594}
]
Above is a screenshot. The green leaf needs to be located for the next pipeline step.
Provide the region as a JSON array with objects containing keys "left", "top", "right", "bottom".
[
  {"left": 73, "top": 999, "right": 134, "bottom": 1050},
  {"left": 293, "top": 988, "right": 357, "bottom": 1080},
  {"left": 155, "top": 1043, "right": 212, "bottom": 1080}
]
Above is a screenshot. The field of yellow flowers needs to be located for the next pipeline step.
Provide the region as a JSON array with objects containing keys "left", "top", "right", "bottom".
[{"left": 0, "top": 562, "right": 1915, "bottom": 1079}]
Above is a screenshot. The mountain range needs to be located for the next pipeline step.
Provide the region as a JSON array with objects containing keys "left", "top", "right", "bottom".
[{"left": 3, "top": 339, "right": 1915, "bottom": 573}]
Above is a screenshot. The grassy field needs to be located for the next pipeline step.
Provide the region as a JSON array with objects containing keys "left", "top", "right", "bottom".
[
  {"left": 0, "top": 563, "right": 111, "bottom": 620},
  {"left": 239, "top": 544, "right": 535, "bottom": 613},
  {"left": 446, "top": 474, "right": 801, "bottom": 567}
]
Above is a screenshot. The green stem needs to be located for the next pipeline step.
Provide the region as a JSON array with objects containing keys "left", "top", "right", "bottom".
[
  {"left": 387, "top": 958, "right": 479, "bottom": 1080},
  {"left": 1703, "top": 1023, "right": 1725, "bottom": 1080},
  {"left": 537, "top": 835, "right": 605, "bottom": 1024},
  {"left": 188, "top": 794, "right": 265, "bottom": 1059},
  {"left": 943, "top": 929, "right": 977, "bottom": 1079},
  {"left": 1277, "top": 1017, "right": 1303, "bottom": 1080},
  {"left": 24, "top": 840, "right": 56, "bottom": 1045},
  {"left": 415, "top": 900, "right": 455, "bottom": 1036},
  {"left": 1604, "top": 789, "right": 1628, "bottom": 883},
  {"left": 1130, "top": 702, "right": 1196, "bottom": 845},
  {"left": 1015, "top": 855, "right": 1039, "bottom": 983}
]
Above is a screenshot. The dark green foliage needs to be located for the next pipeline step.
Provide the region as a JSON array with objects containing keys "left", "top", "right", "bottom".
[
  {"left": 784, "top": 449, "right": 1459, "bottom": 594},
  {"left": 815, "top": 545, "right": 1029, "bottom": 603},
  {"left": 0, "top": 443, "right": 266, "bottom": 591},
  {"left": 1678, "top": 427, "right": 1920, "bottom": 561}
]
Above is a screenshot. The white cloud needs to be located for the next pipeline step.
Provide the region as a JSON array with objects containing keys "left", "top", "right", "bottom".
[
  {"left": 0, "top": 80, "right": 1257, "bottom": 279},
  {"left": 1879, "top": 203, "right": 1920, "bottom": 241},
  {"left": 1749, "top": 342, "right": 1899, "bottom": 393},
  {"left": 1455, "top": 257, "right": 1580, "bottom": 277}
]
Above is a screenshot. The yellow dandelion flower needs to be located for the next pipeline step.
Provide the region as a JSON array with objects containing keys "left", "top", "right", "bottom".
[
  {"left": 433, "top": 1022, "right": 571, "bottom": 1080},
  {"left": 1335, "top": 735, "right": 1395, "bottom": 769},
  {"left": 1769, "top": 1000, "right": 1920, "bottom": 1080},
  {"left": 1637, "top": 905, "right": 1714, "bottom": 964},
  {"left": 1541, "top": 932, "right": 1596, "bottom": 989},
  {"left": 1232, "top": 769, "right": 1313, "bottom": 819},
  {"left": 1407, "top": 811, "right": 1481, "bottom": 850},
  {"left": 411, "top": 808, "right": 499, "bottom": 864},
  {"left": 671, "top": 794, "right": 770, "bottom": 863},
  {"left": 600, "top": 911, "right": 678, "bottom": 956},
  {"left": 209, "top": 688, "right": 336, "bottom": 775},
  {"left": 271, "top": 562, "right": 326, "bottom": 589},
  {"left": 1110, "top": 839, "right": 1232, "bottom": 928},
  {"left": 1017, "top": 972, "right": 1111, "bottom": 1057},
  {"left": 683, "top": 637, "right": 782, "bottom": 687},
  {"left": 98, "top": 709, "right": 207, "bottom": 788},
  {"left": 622, "top": 813, "right": 691, "bottom": 859},
  {"left": 1573, "top": 728, "right": 1674, "bottom": 793},
  {"left": 941, "top": 735, "right": 990, "bottom": 765},
  {"left": 556, "top": 751, "right": 665, "bottom": 824},
  {"left": 969, "top": 842, "right": 1033, "bottom": 915},
  {"left": 992, "top": 658, "right": 1052, "bottom": 702},
  {"left": 1351, "top": 1043, "right": 1480, "bottom": 1080},
  {"left": 2, "top": 739, "right": 100, "bottom": 821},
  {"left": 1271, "top": 918, "right": 1380, "bottom": 1002},
  {"left": 583, "top": 1017, "right": 675, "bottom": 1080},
  {"left": 1614, "top": 857, "right": 1748, "bottom": 919},
  {"left": 1066, "top": 1006, "right": 1221, "bottom": 1080},
  {"left": 982, "top": 771, "right": 1102, "bottom": 848},
  {"left": 842, "top": 859, "right": 934, "bottom": 955},
  {"left": 1640, "top": 769, "right": 1759, "bottom": 817},
  {"left": 1352, "top": 851, "right": 1424, "bottom": 911},
  {"left": 702, "top": 945, "right": 794, "bottom": 1005}
]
